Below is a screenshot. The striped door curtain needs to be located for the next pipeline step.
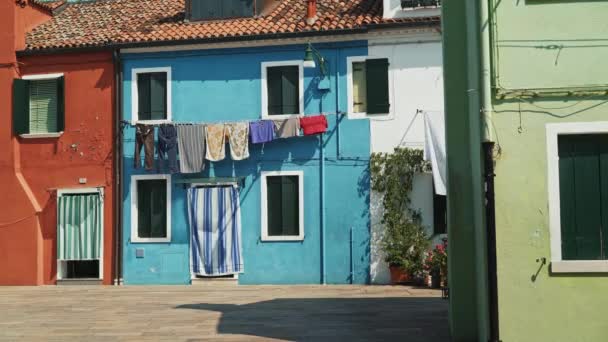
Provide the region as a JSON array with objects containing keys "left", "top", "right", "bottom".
[
  {"left": 57, "top": 193, "right": 102, "bottom": 260},
  {"left": 188, "top": 186, "right": 243, "bottom": 276}
]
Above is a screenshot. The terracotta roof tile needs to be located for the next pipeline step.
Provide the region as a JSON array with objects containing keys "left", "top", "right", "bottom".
[{"left": 25, "top": 0, "right": 440, "bottom": 51}]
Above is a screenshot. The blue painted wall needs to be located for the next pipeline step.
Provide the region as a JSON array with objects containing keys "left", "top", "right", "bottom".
[{"left": 121, "top": 42, "right": 371, "bottom": 285}]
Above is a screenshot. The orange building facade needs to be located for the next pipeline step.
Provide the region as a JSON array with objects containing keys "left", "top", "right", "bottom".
[{"left": 0, "top": 1, "right": 115, "bottom": 285}]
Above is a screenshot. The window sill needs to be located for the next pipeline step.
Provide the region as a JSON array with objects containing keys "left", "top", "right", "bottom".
[
  {"left": 347, "top": 112, "right": 392, "bottom": 120},
  {"left": 131, "top": 238, "right": 171, "bottom": 244},
  {"left": 261, "top": 235, "right": 304, "bottom": 242},
  {"left": 551, "top": 260, "right": 608, "bottom": 273},
  {"left": 132, "top": 120, "right": 171, "bottom": 125},
  {"left": 19, "top": 132, "right": 63, "bottom": 139},
  {"left": 262, "top": 114, "right": 303, "bottom": 121}
]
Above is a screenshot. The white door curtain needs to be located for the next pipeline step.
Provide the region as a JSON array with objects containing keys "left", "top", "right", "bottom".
[
  {"left": 423, "top": 110, "right": 447, "bottom": 196},
  {"left": 188, "top": 186, "right": 244, "bottom": 276},
  {"left": 57, "top": 193, "right": 102, "bottom": 261}
]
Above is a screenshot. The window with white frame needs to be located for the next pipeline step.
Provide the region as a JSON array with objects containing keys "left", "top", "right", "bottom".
[
  {"left": 131, "top": 175, "right": 171, "bottom": 243},
  {"left": 261, "top": 171, "right": 304, "bottom": 241},
  {"left": 347, "top": 56, "right": 391, "bottom": 118},
  {"left": 13, "top": 73, "right": 65, "bottom": 137},
  {"left": 132, "top": 67, "right": 172, "bottom": 123},
  {"left": 261, "top": 61, "right": 304, "bottom": 119},
  {"left": 547, "top": 122, "right": 608, "bottom": 273}
]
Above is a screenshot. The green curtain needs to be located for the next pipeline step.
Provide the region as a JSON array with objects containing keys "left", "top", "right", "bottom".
[{"left": 57, "top": 193, "right": 102, "bottom": 261}]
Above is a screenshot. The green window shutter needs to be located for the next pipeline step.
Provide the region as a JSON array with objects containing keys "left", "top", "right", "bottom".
[
  {"left": 365, "top": 58, "right": 390, "bottom": 114},
  {"left": 13, "top": 79, "right": 30, "bottom": 135},
  {"left": 150, "top": 73, "right": 167, "bottom": 120},
  {"left": 267, "top": 67, "right": 283, "bottom": 115},
  {"left": 137, "top": 179, "right": 167, "bottom": 238},
  {"left": 223, "top": 0, "right": 254, "bottom": 17},
  {"left": 137, "top": 73, "right": 152, "bottom": 121},
  {"left": 281, "top": 176, "right": 299, "bottom": 236},
  {"left": 600, "top": 136, "right": 608, "bottom": 258},
  {"left": 29, "top": 79, "right": 59, "bottom": 134},
  {"left": 558, "top": 135, "right": 603, "bottom": 260},
  {"left": 56, "top": 76, "right": 65, "bottom": 132},
  {"left": 281, "top": 66, "right": 299, "bottom": 115},
  {"left": 266, "top": 177, "right": 283, "bottom": 236}
]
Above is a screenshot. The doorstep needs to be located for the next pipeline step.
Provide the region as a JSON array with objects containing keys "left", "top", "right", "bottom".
[
  {"left": 57, "top": 279, "right": 103, "bottom": 286},
  {"left": 191, "top": 277, "right": 238, "bottom": 286}
]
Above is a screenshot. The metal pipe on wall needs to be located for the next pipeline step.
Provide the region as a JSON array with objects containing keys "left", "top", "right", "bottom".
[
  {"left": 320, "top": 132, "right": 326, "bottom": 285},
  {"left": 112, "top": 50, "right": 124, "bottom": 285}
]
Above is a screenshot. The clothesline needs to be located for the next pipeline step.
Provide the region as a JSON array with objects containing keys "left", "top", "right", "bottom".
[{"left": 121, "top": 112, "right": 342, "bottom": 127}]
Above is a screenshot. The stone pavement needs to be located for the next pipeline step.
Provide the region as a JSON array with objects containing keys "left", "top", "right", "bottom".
[{"left": 0, "top": 283, "right": 450, "bottom": 341}]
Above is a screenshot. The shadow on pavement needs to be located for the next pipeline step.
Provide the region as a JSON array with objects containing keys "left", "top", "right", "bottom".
[{"left": 176, "top": 297, "right": 450, "bottom": 341}]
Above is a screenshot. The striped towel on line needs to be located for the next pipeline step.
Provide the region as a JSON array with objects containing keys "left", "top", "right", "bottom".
[
  {"left": 188, "top": 186, "right": 244, "bottom": 276},
  {"left": 176, "top": 124, "right": 206, "bottom": 173}
]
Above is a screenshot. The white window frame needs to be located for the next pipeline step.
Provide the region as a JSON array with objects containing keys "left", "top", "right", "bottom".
[
  {"left": 346, "top": 55, "right": 394, "bottom": 120},
  {"left": 546, "top": 121, "right": 608, "bottom": 273},
  {"left": 131, "top": 67, "right": 172, "bottom": 124},
  {"left": 20, "top": 73, "right": 65, "bottom": 139},
  {"left": 131, "top": 174, "right": 172, "bottom": 243},
  {"left": 56, "top": 187, "right": 104, "bottom": 281},
  {"left": 261, "top": 61, "right": 305, "bottom": 120},
  {"left": 260, "top": 170, "right": 304, "bottom": 241}
]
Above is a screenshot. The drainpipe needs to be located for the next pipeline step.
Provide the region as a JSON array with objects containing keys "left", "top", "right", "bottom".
[
  {"left": 480, "top": 0, "right": 500, "bottom": 340},
  {"left": 350, "top": 226, "right": 354, "bottom": 284},
  {"left": 112, "top": 49, "right": 123, "bottom": 286},
  {"left": 320, "top": 133, "right": 326, "bottom": 285},
  {"left": 335, "top": 49, "right": 342, "bottom": 159}
]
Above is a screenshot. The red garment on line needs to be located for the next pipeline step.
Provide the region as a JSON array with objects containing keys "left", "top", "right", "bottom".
[{"left": 299, "top": 115, "right": 328, "bottom": 135}]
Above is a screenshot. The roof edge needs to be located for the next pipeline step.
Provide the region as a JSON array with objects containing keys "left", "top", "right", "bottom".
[{"left": 19, "top": 18, "right": 440, "bottom": 57}]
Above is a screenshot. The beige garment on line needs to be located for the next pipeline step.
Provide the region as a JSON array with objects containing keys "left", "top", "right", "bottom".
[
  {"left": 225, "top": 123, "right": 250, "bottom": 160},
  {"left": 205, "top": 124, "right": 226, "bottom": 161},
  {"left": 273, "top": 117, "right": 300, "bottom": 138}
]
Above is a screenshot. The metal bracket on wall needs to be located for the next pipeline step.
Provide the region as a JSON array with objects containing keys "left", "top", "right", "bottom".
[{"left": 531, "top": 257, "right": 547, "bottom": 282}]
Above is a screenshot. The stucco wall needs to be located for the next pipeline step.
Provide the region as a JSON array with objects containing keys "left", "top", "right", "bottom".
[
  {"left": 382, "top": 0, "right": 440, "bottom": 19},
  {"left": 491, "top": 0, "right": 608, "bottom": 340},
  {"left": 121, "top": 42, "right": 372, "bottom": 285},
  {"left": 367, "top": 37, "right": 444, "bottom": 284}
]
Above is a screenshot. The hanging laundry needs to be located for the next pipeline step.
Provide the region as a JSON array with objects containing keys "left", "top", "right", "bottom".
[
  {"left": 249, "top": 120, "right": 274, "bottom": 144},
  {"left": 300, "top": 115, "right": 328, "bottom": 135},
  {"left": 134, "top": 124, "right": 154, "bottom": 170},
  {"left": 205, "top": 124, "right": 226, "bottom": 161},
  {"left": 225, "top": 123, "right": 250, "bottom": 161},
  {"left": 176, "top": 124, "right": 206, "bottom": 173},
  {"left": 273, "top": 117, "right": 300, "bottom": 139},
  {"left": 158, "top": 124, "right": 179, "bottom": 173}
]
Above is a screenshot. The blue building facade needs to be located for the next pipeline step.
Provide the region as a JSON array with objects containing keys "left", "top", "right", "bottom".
[{"left": 121, "top": 41, "right": 372, "bottom": 285}]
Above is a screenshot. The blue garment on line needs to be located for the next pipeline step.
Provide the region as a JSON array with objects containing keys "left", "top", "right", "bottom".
[
  {"left": 158, "top": 124, "right": 179, "bottom": 173},
  {"left": 249, "top": 120, "right": 274, "bottom": 144}
]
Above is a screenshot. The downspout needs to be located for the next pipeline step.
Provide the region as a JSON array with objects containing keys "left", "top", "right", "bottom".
[
  {"left": 320, "top": 133, "right": 326, "bottom": 285},
  {"left": 335, "top": 49, "right": 342, "bottom": 159},
  {"left": 112, "top": 49, "right": 123, "bottom": 285},
  {"left": 480, "top": 0, "right": 500, "bottom": 340}
]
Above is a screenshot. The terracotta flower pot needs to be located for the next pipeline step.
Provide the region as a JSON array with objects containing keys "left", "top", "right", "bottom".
[{"left": 389, "top": 265, "right": 410, "bottom": 284}]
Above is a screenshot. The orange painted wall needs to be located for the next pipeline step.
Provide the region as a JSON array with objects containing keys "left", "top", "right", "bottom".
[{"left": 0, "top": 2, "right": 116, "bottom": 285}]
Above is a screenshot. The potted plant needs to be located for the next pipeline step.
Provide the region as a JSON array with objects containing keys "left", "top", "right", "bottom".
[
  {"left": 371, "top": 148, "right": 432, "bottom": 285},
  {"left": 424, "top": 239, "right": 448, "bottom": 288}
]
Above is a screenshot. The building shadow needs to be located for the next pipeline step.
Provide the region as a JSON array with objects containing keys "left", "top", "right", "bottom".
[{"left": 176, "top": 297, "right": 449, "bottom": 341}]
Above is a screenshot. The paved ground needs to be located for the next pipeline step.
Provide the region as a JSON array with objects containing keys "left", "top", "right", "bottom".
[{"left": 0, "top": 283, "right": 449, "bottom": 341}]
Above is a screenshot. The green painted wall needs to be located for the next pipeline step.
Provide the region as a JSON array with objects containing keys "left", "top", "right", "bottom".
[{"left": 490, "top": 0, "right": 608, "bottom": 341}]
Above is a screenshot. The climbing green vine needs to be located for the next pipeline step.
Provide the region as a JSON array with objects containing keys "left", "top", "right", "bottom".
[{"left": 370, "top": 147, "right": 431, "bottom": 276}]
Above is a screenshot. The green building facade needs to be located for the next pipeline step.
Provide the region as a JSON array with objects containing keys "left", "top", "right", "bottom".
[{"left": 443, "top": 0, "right": 608, "bottom": 341}]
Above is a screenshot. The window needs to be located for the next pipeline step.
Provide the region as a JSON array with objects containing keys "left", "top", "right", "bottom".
[
  {"left": 187, "top": 0, "right": 255, "bottom": 21},
  {"left": 433, "top": 193, "right": 447, "bottom": 235},
  {"left": 261, "top": 171, "right": 304, "bottom": 241},
  {"left": 547, "top": 122, "right": 608, "bottom": 273},
  {"left": 13, "top": 74, "right": 65, "bottom": 137},
  {"left": 347, "top": 57, "right": 391, "bottom": 118},
  {"left": 131, "top": 175, "right": 172, "bottom": 243},
  {"left": 261, "top": 61, "right": 304, "bottom": 119},
  {"left": 132, "top": 67, "right": 171, "bottom": 123}
]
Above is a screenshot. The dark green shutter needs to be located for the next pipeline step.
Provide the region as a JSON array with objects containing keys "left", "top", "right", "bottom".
[
  {"left": 281, "top": 176, "right": 299, "bottom": 235},
  {"left": 137, "top": 179, "right": 167, "bottom": 238},
  {"left": 13, "top": 79, "right": 30, "bottom": 135},
  {"left": 365, "top": 58, "right": 390, "bottom": 114},
  {"left": 267, "top": 67, "right": 283, "bottom": 115},
  {"left": 267, "top": 177, "right": 283, "bottom": 236},
  {"left": 56, "top": 76, "right": 65, "bottom": 132},
  {"left": 137, "top": 73, "right": 152, "bottom": 121},
  {"left": 150, "top": 73, "right": 167, "bottom": 120},
  {"left": 281, "top": 66, "right": 299, "bottom": 115},
  {"left": 558, "top": 135, "right": 603, "bottom": 260},
  {"left": 224, "top": 0, "right": 254, "bottom": 17}
]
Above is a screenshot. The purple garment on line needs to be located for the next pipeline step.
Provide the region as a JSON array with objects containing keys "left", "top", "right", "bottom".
[{"left": 249, "top": 120, "right": 274, "bottom": 144}]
